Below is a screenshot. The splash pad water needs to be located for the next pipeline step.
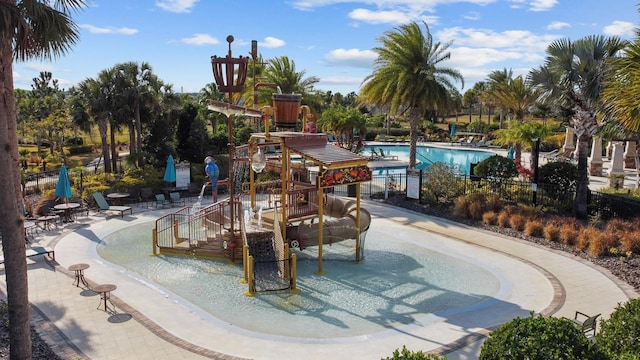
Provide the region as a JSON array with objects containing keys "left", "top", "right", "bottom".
[{"left": 98, "top": 219, "right": 504, "bottom": 340}]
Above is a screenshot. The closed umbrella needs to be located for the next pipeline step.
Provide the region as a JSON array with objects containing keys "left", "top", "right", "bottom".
[
  {"left": 54, "top": 165, "right": 73, "bottom": 203},
  {"left": 450, "top": 123, "right": 456, "bottom": 138},
  {"left": 163, "top": 155, "right": 176, "bottom": 184}
]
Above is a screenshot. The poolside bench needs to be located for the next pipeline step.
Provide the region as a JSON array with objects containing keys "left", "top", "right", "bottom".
[
  {"left": 571, "top": 311, "right": 600, "bottom": 337},
  {"left": 0, "top": 246, "right": 55, "bottom": 264}
]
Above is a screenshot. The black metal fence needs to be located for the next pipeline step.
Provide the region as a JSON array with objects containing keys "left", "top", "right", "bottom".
[{"left": 22, "top": 168, "right": 640, "bottom": 220}]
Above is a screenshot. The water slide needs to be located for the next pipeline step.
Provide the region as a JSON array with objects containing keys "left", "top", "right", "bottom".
[{"left": 293, "top": 196, "right": 371, "bottom": 249}]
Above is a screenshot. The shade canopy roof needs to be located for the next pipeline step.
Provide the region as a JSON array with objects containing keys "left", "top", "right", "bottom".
[{"left": 256, "top": 132, "right": 368, "bottom": 169}]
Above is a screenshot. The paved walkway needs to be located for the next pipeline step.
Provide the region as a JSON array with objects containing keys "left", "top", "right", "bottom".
[{"left": 1, "top": 196, "right": 637, "bottom": 360}]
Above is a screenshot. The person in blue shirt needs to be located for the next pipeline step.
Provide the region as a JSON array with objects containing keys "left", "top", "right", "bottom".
[{"left": 204, "top": 156, "right": 220, "bottom": 202}]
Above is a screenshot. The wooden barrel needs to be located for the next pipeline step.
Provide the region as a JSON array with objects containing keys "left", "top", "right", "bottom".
[{"left": 272, "top": 94, "right": 301, "bottom": 129}]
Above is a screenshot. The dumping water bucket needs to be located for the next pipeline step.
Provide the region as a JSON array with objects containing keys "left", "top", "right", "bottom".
[{"left": 273, "top": 94, "right": 302, "bottom": 129}]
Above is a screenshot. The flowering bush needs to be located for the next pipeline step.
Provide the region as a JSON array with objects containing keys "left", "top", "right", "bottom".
[{"left": 515, "top": 158, "right": 533, "bottom": 180}]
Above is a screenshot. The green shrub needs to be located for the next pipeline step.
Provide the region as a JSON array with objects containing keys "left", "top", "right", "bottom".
[
  {"left": 474, "top": 155, "right": 518, "bottom": 183},
  {"left": 421, "top": 162, "right": 462, "bottom": 206},
  {"left": 597, "top": 298, "right": 640, "bottom": 359},
  {"left": 385, "top": 345, "right": 446, "bottom": 360},
  {"left": 479, "top": 312, "right": 605, "bottom": 360}
]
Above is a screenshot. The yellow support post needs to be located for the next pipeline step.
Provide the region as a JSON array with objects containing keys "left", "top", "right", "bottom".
[
  {"left": 173, "top": 218, "right": 179, "bottom": 245},
  {"left": 316, "top": 178, "right": 325, "bottom": 275},
  {"left": 290, "top": 253, "right": 300, "bottom": 294},
  {"left": 284, "top": 243, "right": 290, "bottom": 280},
  {"left": 244, "top": 255, "right": 256, "bottom": 297},
  {"left": 355, "top": 183, "right": 361, "bottom": 263},
  {"left": 241, "top": 245, "right": 248, "bottom": 283},
  {"left": 151, "top": 228, "right": 158, "bottom": 256}
]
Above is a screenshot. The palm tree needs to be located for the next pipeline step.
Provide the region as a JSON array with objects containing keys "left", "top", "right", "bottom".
[
  {"left": 359, "top": 21, "right": 464, "bottom": 168},
  {"left": 485, "top": 68, "right": 514, "bottom": 129},
  {"left": 114, "top": 61, "right": 156, "bottom": 167},
  {"left": 603, "top": 27, "right": 640, "bottom": 132},
  {"left": 198, "top": 82, "right": 227, "bottom": 135},
  {"left": 528, "top": 35, "right": 625, "bottom": 219},
  {"left": 74, "top": 68, "right": 119, "bottom": 173},
  {"left": 264, "top": 56, "right": 319, "bottom": 95},
  {"left": 0, "top": 1, "right": 86, "bottom": 357}
]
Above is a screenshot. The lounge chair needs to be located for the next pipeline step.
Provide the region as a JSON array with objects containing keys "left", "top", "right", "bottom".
[
  {"left": 92, "top": 192, "right": 133, "bottom": 218},
  {"left": 169, "top": 192, "right": 186, "bottom": 207},
  {"left": 0, "top": 245, "right": 55, "bottom": 264},
  {"left": 369, "top": 148, "right": 381, "bottom": 160},
  {"left": 155, "top": 194, "right": 171, "bottom": 208},
  {"left": 541, "top": 149, "right": 559, "bottom": 161},
  {"left": 379, "top": 148, "right": 398, "bottom": 160}
]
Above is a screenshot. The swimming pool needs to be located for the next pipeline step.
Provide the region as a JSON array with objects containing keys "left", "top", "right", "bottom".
[
  {"left": 365, "top": 144, "right": 493, "bottom": 175},
  {"left": 97, "top": 220, "right": 503, "bottom": 341}
]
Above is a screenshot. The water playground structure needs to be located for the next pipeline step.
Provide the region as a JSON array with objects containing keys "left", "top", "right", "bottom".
[{"left": 152, "top": 36, "right": 372, "bottom": 295}]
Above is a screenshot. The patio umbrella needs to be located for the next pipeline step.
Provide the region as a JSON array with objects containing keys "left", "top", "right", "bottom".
[
  {"left": 449, "top": 123, "right": 456, "bottom": 138},
  {"left": 54, "top": 165, "right": 73, "bottom": 203},
  {"left": 163, "top": 155, "right": 176, "bottom": 184}
]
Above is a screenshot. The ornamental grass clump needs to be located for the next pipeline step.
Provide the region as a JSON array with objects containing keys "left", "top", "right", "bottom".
[
  {"left": 497, "top": 210, "right": 510, "bottom": 228},
  {"left": 620, "top": 231, "right": 640, "bottom": 254},
  {"left": 588, "top": 228, "right": 618, "bottom": 257},
  {"left": 509, "top": 213, "right": 526, "bottom": 231},
  {"left": 543, "top": 221, "right": 561, "bottom": 242},
  {"left": 577, "top": 226, "right": 600, "bottom": 252},
  {"left": 482, "top": 211, "right": 497, "bottom": 225},
  {"left": 524, "top": 219, "right": 544, "bottom": 238},
  {"left": 559, "top": 220, "right": 580, "bottom": 246}
]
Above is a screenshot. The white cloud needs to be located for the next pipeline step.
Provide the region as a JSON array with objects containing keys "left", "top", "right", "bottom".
[
  {"left": 155, "top": 0, "right": 198, "bottom": 13},
  {"left": 603, "top": 21, "right": 635, "bottom": 37},
  {"left": 318, "top": 76, "right": 363, "bottom": 86},
  {"left": 463, "top": 12, "right": 481, "bottom": 21},
  {"left": 79, "top": 24, "right": 138, "bottom": 35},
  {"left": 324, "top": 48, "right": 377, "bottom": 67},
  {"left": 292, "top": 0, "right": 497, "bottom": 13},
  {"left": 437, "top": 27, "right": 558, "bottom": 53},
  {"left": 547, "top": 21, "right": 569, "bottom": 30},
  {"left": 348, "top": 8, "right": 413, "bottom": 24},
  {"left": 448, "top": 47, "right": 526, "bottom": 68},
  {"left": 181, "top": 33, "right": 219, "bottom": 45},
  {"left": 261, "top": 37, "right": 286, "bottom": 48},
  {"left": 529, "top": 0, "right": 557, "bottom": 12}
]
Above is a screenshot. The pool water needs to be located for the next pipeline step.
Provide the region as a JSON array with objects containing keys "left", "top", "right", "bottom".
[
  {"left": 97, "top": 222, "right": 501, "bottom": 341},
  {"left": 365, "top": 145, "right": 493, "bottom": 175}
]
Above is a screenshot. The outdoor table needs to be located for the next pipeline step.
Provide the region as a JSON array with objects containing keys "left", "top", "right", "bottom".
[
  {"left": 107, "top": 193, "right": 130, "bottom": 206},
  {"left": 93, "top": 284, "right": 117, "bottom": 312},
  {"left": 68, "top": 263, "right": 90, "bottom": 288},
  {"left": 37, "top": 215, "right": 57, "bottom": 230},
  {"left": 54, "top": 203, "right": 80, "bottom": 223}
]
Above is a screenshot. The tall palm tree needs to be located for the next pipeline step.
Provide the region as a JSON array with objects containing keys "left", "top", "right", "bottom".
[
  {"left": 359, "top": 21, "right": 464, "bottom": 168},
  {"left": 528, "top": 35, "right": 625, "bottom": 219},
  {"left": 603, "top": 26, "right": 640, "bottom": 132},
  {"left": 74, "top": 68, "right": 119, "bottom": 173},
  {"left": 485, "top": 68, "right": 514, "bottom": 129},
  {"left": 114, "top": 61, "right": 156, "bottom": 167},
  {"left": 0, "top": 1, "right": 86, "bottom": 357}
]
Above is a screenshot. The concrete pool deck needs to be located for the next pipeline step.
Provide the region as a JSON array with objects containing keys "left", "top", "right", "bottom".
[{"left": 1, "top": 197, "right": 637, "bottom": 360}]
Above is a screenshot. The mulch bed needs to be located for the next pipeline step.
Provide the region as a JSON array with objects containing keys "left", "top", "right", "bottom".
[{"left": 381, "top": 194, "right": 640, "bottom": 292}]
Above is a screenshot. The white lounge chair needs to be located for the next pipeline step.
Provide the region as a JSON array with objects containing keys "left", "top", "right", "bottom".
[
  {"left": 93, "top": 192, "right": 133, "bottom": 218},
  {"left": 541, "top": 149, "right": 559, "bottom": 161}
]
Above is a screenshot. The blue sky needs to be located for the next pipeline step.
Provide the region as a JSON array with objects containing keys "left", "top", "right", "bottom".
[{"left": 12, "top": 0, "right": 639, "bottom": 96}]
